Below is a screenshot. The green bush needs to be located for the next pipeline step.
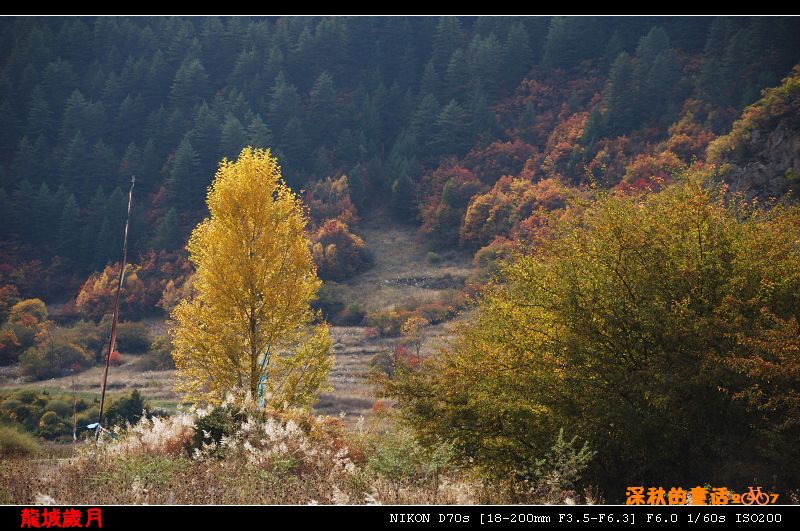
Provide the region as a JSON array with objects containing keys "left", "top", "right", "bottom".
[
  {"left": 77, "top": 405, "right": 100, "bottom": 433},
  {"left": 370, "top": 352, "right": 396, "bottom": 378},
  {"left": 36, "top": 410, "right": 70, "bottom": 440},
  {"left": 18, "top": 348, "right": 51, "bottom": 379},
  {"left": 0, "top": 391, "right": 98, "bottom": 441},
  {"left": 0, "top": 425, "right": 40, "bottom": 457},
  {"left": 426, "top": 251, "right": 441, "bottom": 264},
  {"left": 43, "top": 399, "right": 72, "bottom": 418},
  {"left": 0, "top": 328, "right": 22, "bottom": 366},
  {"left": 312, "top": 282, "right": 348, "bottom": 321},
  {"left": 187, "top": 404, "right": 248, "bottom": 456},
  {"left": 367, "top": 428, "right": 454, "bottom": 503},
  {"left": 11, "top": 389, "right": 45, "bottom": 405},
  {"left": 0, "top": 398, "right": 22, "bottom": 416},
  {"left": 69, "top": 320, "right": 105, "bottom": 356},
  {"left": 365, "top": 309, "right": 415, "bottom": 337},
  {"left": 368, "top": 429, "right": 420, "bottom": 502},
  {"left": 106, "top": 389, "right": 150, "bottom": 428},
  {"left": 6, "top": 322, "right": 36, "bottom": 352},
  {"left": 512, "top": 429, "right": 596, "bottom": 503},
  {"left": 115, "top": 322, "right": 151, "bottom": 353},
  {"left": 139, "top": 336, "right": 175, "bottom": 371},
  {"left": 19, "top": 330, "right": 94, "bottom": 380},
  {"left": 414, "top": 302, "right": 450, "bottom": 324},
  {"left": 387, "top": 175, "right": 800, "bottom": 496}
]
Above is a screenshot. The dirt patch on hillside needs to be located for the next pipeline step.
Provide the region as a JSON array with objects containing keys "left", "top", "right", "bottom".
[{"left": 344, "top": 209, "right": 473, "bottom": 312}]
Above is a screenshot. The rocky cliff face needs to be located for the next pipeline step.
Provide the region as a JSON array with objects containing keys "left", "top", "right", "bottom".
[{"left": 708, "top": 66, "right": 800, "bottom": 200}]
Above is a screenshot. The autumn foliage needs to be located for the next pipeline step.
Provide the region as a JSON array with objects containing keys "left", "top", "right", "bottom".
[
  {"left": 75, "top": 251, "right": 192, "bottom": 321},
  {"left": 387, "top": 172, "right": 800, "bottom": 496},
  {"left": 304, "top": 175, "right": 370, "bottom": 280},
  {"left": 461, "top": 176, "right": 567, "bottom": 248},
  {"left": 305, "top": 175, "right": 358, "bottom": 227},
  {"left": 418, "top": 161, "right": 484, "bottom": 248},
  {"left": 311, "top": 219, "right": 370, "bottom": 281},
  {"left": 171, "top": 148, "right": 332, "bottom": 408}
]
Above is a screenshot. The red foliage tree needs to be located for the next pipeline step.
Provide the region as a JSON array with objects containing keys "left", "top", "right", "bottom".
[{"left": 617, "top": 150, "right": 684, "bottom": 192}]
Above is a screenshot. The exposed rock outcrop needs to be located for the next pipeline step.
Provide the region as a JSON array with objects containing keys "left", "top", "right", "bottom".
[{"left": 708, "top": 66, "right": 800, "bottom": 200}]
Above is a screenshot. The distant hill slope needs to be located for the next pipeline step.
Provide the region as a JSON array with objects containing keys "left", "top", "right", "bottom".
[{"left": 709, "top": 66, "right": 800, "bottom": 199}]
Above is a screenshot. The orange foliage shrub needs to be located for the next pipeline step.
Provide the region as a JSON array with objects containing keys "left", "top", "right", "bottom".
[
  {"left": 303, "top": 175, "right": 372, "bottom": 281},
  {"left": 311, "top": 219, "right": 370, "bottom": 281},
  {"left": 461, "top": 176, "right": 567, "bottom": 248},
  {"left": 0, "top": 257, "right": 59, "bottom": 300},
  {"left": 0, "top": 328, "right": 21, "bottom": 365},
  {"left": 538, "top": 111, "right": 588, "bottom": 180},
  {"left": 584, "top": 136, "right": 632, "bottom": 187},
  {"left": 76, "top": 251, "right": 193, "bottom": 320},
  {"left": 371, "top": 400, "right": 390, "bottom": 414},
  {"left": 708, "top": 66, "right": 800, "bottom": 165},
  {"left": 76, "top": 264, "right": 140, "bottom": 321},
  {"left": 499, "top": 68, "right": 602, "bottom": 146},
  {"left": 414, "top": 302, "right": 452, "bottom": 324},
  {"left": 109, "top": 350, "right": 124, "bottom": 367},
  {"left": 653, "top": 98, "right": 718, "bottom": 163},
  {"left": 0, "top": 284, "right": 20, "bottom": 322}
]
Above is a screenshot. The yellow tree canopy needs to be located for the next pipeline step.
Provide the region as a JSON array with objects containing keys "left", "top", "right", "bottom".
[{"left": 171, "top": 147, "right": 332, "bottom": 409}]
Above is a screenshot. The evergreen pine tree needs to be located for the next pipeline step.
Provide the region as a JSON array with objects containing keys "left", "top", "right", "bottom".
[
  {"left": 166, "top": 137, "right": 201, "bottom": 211},
  {"left": 56, "top": 193, "right": 81, "bottom": 262},
  {"left": 504, "top": 21, "right": 533, "bottom": 83},
  {"left": 60, "top": 131, "right": 91, "bottom": 196},
  {"left": 169, "top": 58, "right": 210, "bottom": 110},
  {"left": 31, "top": 182, "right": 54, "bottom": 246},
  {"left": 308, "top": 71, "right": 337, "bottom": 142},
  {"left": 435, "top": 99, "right": 470, "bottom": 155},
  {"left": 152, "top": 207, "right": 182, "bottom": 250},
  {"left": 246, "top": 114, "right": 273, "bottom": 149},
  {"left": 25, "top": 86, "right": 53, "bottom": 141},
  {"left": 604, "top": 52, "right": 637, "bottom": 135},
  {"left": 93, "top": 215, "right": 112, "bottom": 270},
  {"left": 432, "top": 17, "right": 464, "bottom": 71},
  {"left": 268, "top": 72, "right": 301, "bottom": 133},
  {"left": 219, "top": 113, "right": 247, "bottom": 160},
  {"left": 390, "top": 172, "right": 416, "bottom": 223}
]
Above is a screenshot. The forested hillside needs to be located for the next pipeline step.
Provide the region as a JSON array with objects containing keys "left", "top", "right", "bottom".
[{"left": 1, "top": 17, "right": 799, "bottom": 300}]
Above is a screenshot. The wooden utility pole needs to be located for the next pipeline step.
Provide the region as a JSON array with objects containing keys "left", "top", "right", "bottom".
[{"left": 95, "top": 176, "right": 135, "bottom": 441}]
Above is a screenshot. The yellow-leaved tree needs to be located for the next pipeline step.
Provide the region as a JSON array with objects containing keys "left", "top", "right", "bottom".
[{"left": 171, "top": 147, "right": 332, "bottom": 410}]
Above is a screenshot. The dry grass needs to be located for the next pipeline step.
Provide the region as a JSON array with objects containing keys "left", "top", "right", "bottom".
[
  {"left": 0, "top": 402, "right": 485, "bottom": 505},
  {"left": 346, "top": 209, "right": 473, "bottom": 312}
]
